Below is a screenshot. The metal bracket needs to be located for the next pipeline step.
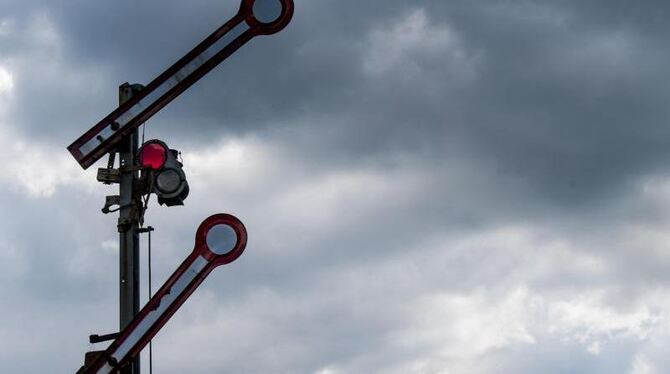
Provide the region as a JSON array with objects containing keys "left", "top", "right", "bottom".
[
  {"left": 106, "top": 152, "right": 116, "bottom": 170},
  {"left": 102, "top": 195, "right": 121, "bottom": 214},
  {"left": 89, "top": 332, "right": 121, "bottom": 344},
  {"left": 76, "top": 351, "right": 106, "bottom": 374},
  {"left": 117, "top": 216, "right": 133, "bottom": 232},
  {"left": 138, "top": 226, "right": 155, "bottom": 234},
  {"left": 119, "top": 165, "right": 145, "bottom": 173},
  {"left": 97, "top": 168, "right": 121, "bottom": 184}
]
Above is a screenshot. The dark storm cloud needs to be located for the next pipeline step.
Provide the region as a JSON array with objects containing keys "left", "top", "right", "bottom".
[
  {"left": 36, "top": 0, "right": 670, "bottom": 208},
  {"left": 6, "top": 0, "right": 670, "bottom": 209},
  {"left": 431, "top": 0, "right": 670, "bottom": 205},
  {"left": 3, "top": 0, "right": 670, "bottom": 373}
]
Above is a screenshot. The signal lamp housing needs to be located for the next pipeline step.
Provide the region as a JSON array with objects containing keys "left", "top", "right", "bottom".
[{"left": 139, "top": 140, "right": 190, "bottom": 206}]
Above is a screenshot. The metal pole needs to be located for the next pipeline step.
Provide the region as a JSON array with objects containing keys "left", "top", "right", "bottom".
[{"left": 118, "top": 83, "right": 144, "bottom": 374}]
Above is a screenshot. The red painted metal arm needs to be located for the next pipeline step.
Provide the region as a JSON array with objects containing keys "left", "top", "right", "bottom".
[
  {"left": 68, "top": 0, "right": 294, "bottom": 169},
  {"left": 84, "top": 214, "right": 247, "bottom": 374}
]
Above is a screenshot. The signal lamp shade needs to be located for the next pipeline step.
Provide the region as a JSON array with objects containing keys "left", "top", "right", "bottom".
[{"left": 139, "top": 142, "right": 167, "bottom": 170}]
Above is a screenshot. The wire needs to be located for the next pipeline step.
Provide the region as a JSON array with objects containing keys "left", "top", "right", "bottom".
[
  {"left": 138, "top": 165, "right": 153, "bottom": 227},
  {"left": 147, "top": 227, "right": 154, "bottom": 374},
  {"left": 140, "top": 120, "right": 153, "bottom": 373}
]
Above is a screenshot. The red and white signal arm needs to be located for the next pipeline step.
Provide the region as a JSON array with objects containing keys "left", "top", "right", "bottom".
[
  {"left": 84, "top": 214, "right": 248, "bottom": 374},
  {"left": 68, "top": 0, "right": 294, "bottom": 169}
]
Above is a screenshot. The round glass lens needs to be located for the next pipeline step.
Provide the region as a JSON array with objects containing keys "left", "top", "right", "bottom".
[
  {"left": 156, "top": 169, "right": 181, "bottom": 193},
  {"left": 139, "top": 143, "right": 167, "bottom": 170},
  {"left": 206, "top": 224, "right": 238, "bottom": 255},
  {"left": 252, "top": 0, "right": 283, "bottom": 24}
]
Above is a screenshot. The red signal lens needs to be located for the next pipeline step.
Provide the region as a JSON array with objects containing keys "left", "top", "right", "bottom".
[{"left": 139, "top": 142, "right": 167, "bottom": 170}]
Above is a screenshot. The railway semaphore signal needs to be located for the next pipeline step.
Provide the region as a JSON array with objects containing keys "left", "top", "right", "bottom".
[{"left": 69, "top": 1, "right": 294, "bottom": 373}]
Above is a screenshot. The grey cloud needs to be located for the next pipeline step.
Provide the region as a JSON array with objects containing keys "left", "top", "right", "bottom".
[{"left": 2, "top": 0, "right": 670, "bottom": 373}]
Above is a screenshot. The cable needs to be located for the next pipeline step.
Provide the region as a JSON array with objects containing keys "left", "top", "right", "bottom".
[
  {"left": 139, "top": 122, "right": 153, "bottom": 373},
  {"left": 148, "top": 227, "right": 153, "bottom": 374}
]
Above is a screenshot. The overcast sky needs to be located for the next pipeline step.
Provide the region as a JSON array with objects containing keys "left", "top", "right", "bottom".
[{"left": 1, "top": 0, "right": 670, "bottom": 373}]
